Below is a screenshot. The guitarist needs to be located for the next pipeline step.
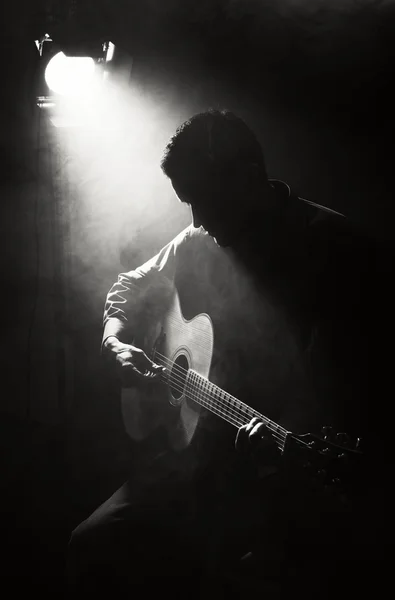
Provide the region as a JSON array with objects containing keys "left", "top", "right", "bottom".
[{"left": 68, "top": 110, "right": 392, "bottom": 598}]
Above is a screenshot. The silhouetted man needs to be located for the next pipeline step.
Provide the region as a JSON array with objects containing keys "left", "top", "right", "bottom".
[{"left": 68, "top": 109, "right": 391, "bottom": 598}]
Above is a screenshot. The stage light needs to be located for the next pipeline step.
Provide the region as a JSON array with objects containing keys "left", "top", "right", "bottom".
[{"left": 44, "top": 51, "right": 96, "bottom": 97}]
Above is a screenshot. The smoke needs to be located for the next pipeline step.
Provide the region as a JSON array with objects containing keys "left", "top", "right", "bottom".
[{"left": 50, "top": 58, "right": 202, "bottom": 323}]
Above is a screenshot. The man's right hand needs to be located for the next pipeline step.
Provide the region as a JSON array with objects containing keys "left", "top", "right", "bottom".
[{"left": 104, "top": 337, "right": 165, "bottom": 388}]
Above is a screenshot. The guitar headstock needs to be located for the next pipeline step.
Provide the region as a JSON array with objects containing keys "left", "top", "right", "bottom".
[{"left": 285, "top": 426, "right": 363, "bottom": 491}]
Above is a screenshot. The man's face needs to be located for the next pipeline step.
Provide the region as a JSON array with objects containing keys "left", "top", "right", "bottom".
[{"left": 171, "top": 176, "right": 249, "bottom": 247}]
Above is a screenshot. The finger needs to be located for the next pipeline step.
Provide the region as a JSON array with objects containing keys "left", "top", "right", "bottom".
[
  {"left": 151, "top": 362, "right": 166, "bottom": 373},
  {"left": 142, "top": 368, "right": 160, "bottom": 378},
  {"left": 134, "top": 366, "right": 166, "bottom": 384},
  {"left": 145, "top": 363, "right": 166, "bottom": 376},
  {"left": 235, "top": 424, "right": 249, "bottom": 451},
  {"left": 246, "top": 417, "right": 263, "bottom": 432},
  {"left": 235, "top": 418, "right": 264, "bottom": 450},
  {"left": 249, "top": 422, "right": 268, "bottom": 445},
  {"left": 120, "top": 361, "right": 159, "bottom": 386},
  {"left": 135, "top": 353, "right": 163, "bottom": 374}
]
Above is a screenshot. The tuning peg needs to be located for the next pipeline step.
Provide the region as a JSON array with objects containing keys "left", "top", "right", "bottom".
[
  {"left": 335, "top": 432, "right": 350, "bottom": 446},
  {"left": 337, "top": 452, "right": 349, "bottom": 464},
  {"left": 321, "top": 426, "right": 333, "bottom": 440},
  {"left": 320, "top": 447, "right": 331, "bottom": 456}
]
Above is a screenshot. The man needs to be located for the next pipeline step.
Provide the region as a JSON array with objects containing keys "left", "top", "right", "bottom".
[{"left": 68, "top": 109, "right": 390, "bottom": 598}]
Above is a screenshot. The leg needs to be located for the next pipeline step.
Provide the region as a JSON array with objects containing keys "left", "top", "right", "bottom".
[{"left": 67, "top": 472, "right": 203, "bottom": 598}]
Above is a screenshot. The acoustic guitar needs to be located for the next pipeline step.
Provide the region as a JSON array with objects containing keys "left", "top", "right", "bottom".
[{"left": 121, "top": 289, "right": 362, "bottom": 489}]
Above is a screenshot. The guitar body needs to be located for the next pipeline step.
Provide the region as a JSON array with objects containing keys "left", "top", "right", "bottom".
[
  {"left": 120, "top": 286, "right": 362, "bottom": 492},
  {"left": 121, "top": 289, "right": 214, "bottom": 450}
]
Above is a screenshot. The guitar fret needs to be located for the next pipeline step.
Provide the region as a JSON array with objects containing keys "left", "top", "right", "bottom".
[
  {"left": 241, "top": 404, "right": 252, "bottom": 424},
  {"left": 222, "top": 390, "right": 232, "bottom": 421},
  {"left": 204, "top": 379, "right": 210, "bottom": 408},
  {"left": 185, "top": 370, "right": 288, "bottom": 436},
  {"left": 213, "top": 386, "right": 220, "bottom": 411}
]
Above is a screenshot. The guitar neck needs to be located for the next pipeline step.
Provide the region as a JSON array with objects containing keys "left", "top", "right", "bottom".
[{"left": 185, "top": 369, "right": 289, "bottom": 452}]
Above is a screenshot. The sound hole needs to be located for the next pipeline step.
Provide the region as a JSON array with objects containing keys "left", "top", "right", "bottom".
[{"left": 169, "top": 354, "right": 189, "bottom": 402}]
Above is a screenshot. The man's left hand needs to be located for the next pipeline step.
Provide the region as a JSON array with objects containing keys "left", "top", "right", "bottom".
[{"left": 235, "top": 417, "right": 281, "bottom": 475}]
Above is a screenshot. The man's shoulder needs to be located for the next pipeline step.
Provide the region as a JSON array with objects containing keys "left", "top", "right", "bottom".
[
  {"left": 171, "top": 224, "right": 212, "bottom": 254},
  {"left": 129, "top": 224, "right": 209, "bottom": 278},
  {"left": 174, "top": 224, "right": 209, "bottom": 244},
  {"left": 171, "top": 225, "right": 219, "bottom": 279}
]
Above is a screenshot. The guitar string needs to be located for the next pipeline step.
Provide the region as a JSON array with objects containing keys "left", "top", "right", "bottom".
[
  {"left": 153, "top": 350, "right": 288, "bottom": 446},
  {"left": 132, "top": 294, "right": 356, "bottom": 470},
  {"left": 155, "top": 370, "right": 287, "bottom": 449},
  {"left": 155, "top": 353, "right": 244, "bottom": 429},
  {"left": 146, "top": 363, "right": 351, "bottom": 484},
  {"left": 154, "top": 348, "right": 287, "bottom": 435},
  {"left": 143, "top": 308, "right": 356, "bottom": 463},
  {"left": 154, "top": 350, "right": 288, "bottom": 441},
  {"left": 147, "top": 309, "right": 288, "bottom": 443},
  {"left": 156, "top": 368, "right": 267, "bottom": 434}
]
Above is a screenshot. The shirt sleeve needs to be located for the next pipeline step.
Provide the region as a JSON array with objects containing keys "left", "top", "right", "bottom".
[{"left": 102, "top": 226, "right": 193, "bottom": 349}]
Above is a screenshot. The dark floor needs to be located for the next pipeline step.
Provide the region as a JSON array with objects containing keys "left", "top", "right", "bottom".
[
  {"left": 0, "top": 412, "right": 128, "bottom": 596},
  {"left": 2, "top": 409, "right": 391, "bottom": 599}
]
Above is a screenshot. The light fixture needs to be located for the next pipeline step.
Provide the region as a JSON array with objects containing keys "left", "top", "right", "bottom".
[{"left": 44, "top": 51, "right": 96, "bottom": 97}]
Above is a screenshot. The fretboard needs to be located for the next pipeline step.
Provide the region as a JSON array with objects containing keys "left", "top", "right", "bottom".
[{"left": 185, "top": 369, "right": 288, "bottom": 451}]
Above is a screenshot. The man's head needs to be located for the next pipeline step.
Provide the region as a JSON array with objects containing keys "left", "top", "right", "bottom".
[{"left": 160, "top": 109, "right": 274, "bottom": 246}]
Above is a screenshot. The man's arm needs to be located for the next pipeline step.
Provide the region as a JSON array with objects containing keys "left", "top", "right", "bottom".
[
  {"left": 102, "top": 226, "right": 193, "bottom": 383},
  {"left": 102, "top": 228, "right": 190, "bottom": 347}
]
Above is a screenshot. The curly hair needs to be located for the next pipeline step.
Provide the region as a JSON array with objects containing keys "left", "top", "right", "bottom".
[{"left": 160, "top": 109, "right": 267, "bottom": 193}]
